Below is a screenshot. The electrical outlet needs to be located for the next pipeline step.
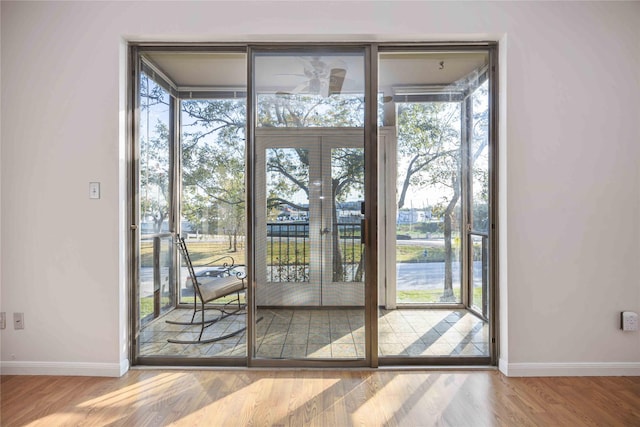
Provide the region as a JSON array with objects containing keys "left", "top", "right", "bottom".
[
  {"left": 621, "top": 311, "right": 638, "bottom": 331},
  {"left": 14, "top": 312, "right": 24, "bottom": 330},
  {"left": 0, "top": 312, "right": 5, "bottom": 329}
]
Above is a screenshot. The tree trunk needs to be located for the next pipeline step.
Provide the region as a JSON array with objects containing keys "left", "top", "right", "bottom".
[
  {"left": 233, "top": 229, "right": 238, "bottom": 252},
  {"left": 331, "top": 180, "right": 344, "bottom": 282},
  {"left": 397, "top": 156, "right": 418, "bottom": 209},
  {"left": 440, "top": 178, "right": 460, "bottom": 302},
  {"left": 154, "top": 211, "right": 166, "bottom": 234}
]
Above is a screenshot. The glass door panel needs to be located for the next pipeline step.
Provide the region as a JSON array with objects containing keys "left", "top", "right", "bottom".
[
  {"left": 179, "top": 96, "right": 247, "bottom": 307},
  {"left": 253, "top": 49, "right": 366, "bottom": 362},
  {"left": 135, "top": 52, "right": 248, "bottom": 361},
  {"left": 254, "top": 131, "right": 365, "bottom": 360},
  {"left": 470, "top": 234, "right": 488, "bottom": 316},
  {"left": 259, "top": 144, "right": 318, "bottom": 306},
  {"left": 394, "top": 101, "right": 463, "bottom": 304},
  {"left": 378, "top": 50, "right": 491, "bottom": 359},
  {"left": 138, "top": 70, "right": 175, "bottom": 327},
  {"left": 469, "top": 79, "right": 490, "bottom": 318},
  {"left": 321, "top": 143, "right": 365, "bottom": 305}
]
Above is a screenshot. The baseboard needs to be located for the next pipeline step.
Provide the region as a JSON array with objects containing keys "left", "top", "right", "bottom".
[
  {"left": 1, "top": 360, "right": 128, "bottom": 377},
  {"left": 500, "top": 361, "right": 640, "bottom": 377}
]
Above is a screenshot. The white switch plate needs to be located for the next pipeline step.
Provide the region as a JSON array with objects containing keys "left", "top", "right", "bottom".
[
  {"left": 14, "top": 312, "right": 24, "bottom": 330},
  {"left": 89, "top": 182, "right": 100, "bottom": 199},
  {"left": 621, "top": 311, "right": 638, "bottom": 331}
]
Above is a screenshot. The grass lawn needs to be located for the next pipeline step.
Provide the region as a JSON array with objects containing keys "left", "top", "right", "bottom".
[
  {"left": 397, "top": 286, "right": 484, "bottom": 304},
  {"left": 141, "top": 240, "right": 246, "bottom": 268},
  {"left": 138, "top": 238, "right": 484, "bottom": 318}
]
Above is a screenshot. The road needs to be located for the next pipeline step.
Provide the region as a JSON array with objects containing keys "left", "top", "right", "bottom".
[
  {"left": 396, "top": 261, "right": 483, "bottom": 291},
  {"left": 139, "top": 261, "right": 484, "bottom": 298}
]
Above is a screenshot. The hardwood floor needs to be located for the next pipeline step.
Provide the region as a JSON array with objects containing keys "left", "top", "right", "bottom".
[{"left": 1, "top": 370, "right": 639, "bottom": 426}]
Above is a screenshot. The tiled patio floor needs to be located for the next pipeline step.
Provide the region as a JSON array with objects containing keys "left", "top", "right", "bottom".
[{"left": 139, "top": 307, "right": 489, "bottom": 359}]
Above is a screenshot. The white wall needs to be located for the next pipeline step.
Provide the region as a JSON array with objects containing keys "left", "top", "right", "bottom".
[{"left": 1, "top": 1, "right": 638, "bottom": 376}]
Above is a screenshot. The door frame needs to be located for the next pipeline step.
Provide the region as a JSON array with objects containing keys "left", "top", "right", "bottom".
[
  {"left": 128, "top": 42, "right": 498, "bottom": 368},
  {"left": 247, "top": 45, "right": 376, "bottom": 368}
]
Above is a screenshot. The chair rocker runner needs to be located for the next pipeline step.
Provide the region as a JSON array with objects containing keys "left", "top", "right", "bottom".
[{"left": 166, "top": 237, "right": 247, "bottom": 344}]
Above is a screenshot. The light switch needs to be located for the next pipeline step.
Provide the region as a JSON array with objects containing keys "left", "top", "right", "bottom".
[{"left": 89, "top": 182, "right": 101, "bottom": 199}]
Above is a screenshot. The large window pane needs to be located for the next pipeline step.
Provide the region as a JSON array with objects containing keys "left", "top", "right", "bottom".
[
  {"left": 137, "top": 52, "right": 249, "bottom": 360},
  {"left": 470, "top": 79, "right": 490, "bottom": 316},
  {"left": 253, "top": 50, "right": 366, "bottom": 362},
  {"left": 138, "top": 72, "right": 174, "bottom": 325},
  {"left": 378, "top": 51, "right": 490, "bottom": 359},
  {"left": 179, "top": 98, "right": 247, "bottom": 303},
  {"left": 396, "top": 101, "right": 462, "bottom": 304},
  {"left": 255, "top": 54, "right": 365, "bottom": 128}
]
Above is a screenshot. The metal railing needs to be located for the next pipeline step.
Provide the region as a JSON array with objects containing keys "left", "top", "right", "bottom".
[
  {"left": 139, "top": 233, "right": 175, "bottom": 325},
  {"left": 266, "top": 221, "right": 364, "bottom": 283},
  {"left": 470, "top": 232, "right": 488, "bottom": 318},
  {"left": 267, "top": 222, "right": 309, "bottom": 282}
]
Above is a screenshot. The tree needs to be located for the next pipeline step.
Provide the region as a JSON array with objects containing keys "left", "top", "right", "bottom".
[
  {"left": 176, "top": 91, "right": 367, "bottom": 278},
  {"left": 139, "top": 74, "right": 171, "bottom": 233},
  {"left": 261, "top": 94, "right": 365, "bottom": 281},
  {"left": 139, "top": 73, "right": 248, "bottom": 247},
  {"left": 395, "top": 80, "right": 489, "bottom": 302},
  {"left": 396, "top": 103, "right": 459, "bottom": 210},
  {"left": 180, "top": 99, "right": 246, "bottom": 249},
  {"left": 402, "top": 102, "right": 462, "bottom": 301}
]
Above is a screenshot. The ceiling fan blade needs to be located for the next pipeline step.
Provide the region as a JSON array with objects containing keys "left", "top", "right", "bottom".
[
  {"left": 328, "top": 68, "right": 347, "bottom": 95},
  {"left": 276, "top": 81, "right": 309, "bottom": 97}
]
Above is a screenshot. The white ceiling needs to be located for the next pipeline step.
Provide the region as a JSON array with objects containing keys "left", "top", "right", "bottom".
[{"left": 144, "top": 50, "right": 488, "bottom": 96}]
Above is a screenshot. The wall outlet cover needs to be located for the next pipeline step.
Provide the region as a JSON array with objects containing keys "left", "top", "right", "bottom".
[{"left": 621, "top": 311, "right": 638, "bottom": 331}]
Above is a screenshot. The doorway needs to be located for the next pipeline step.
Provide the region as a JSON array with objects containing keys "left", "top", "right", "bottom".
[{"left": 255, "top": 129, "right": 365, "bottom": 307}]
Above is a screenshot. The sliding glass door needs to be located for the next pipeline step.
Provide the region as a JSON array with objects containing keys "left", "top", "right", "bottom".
[
  {"left": 250, "top": 49, "right": 370, "bottom": 364},
  {"left": 377, "top": 49, "right": 494, "bottom": 361},
  {"left": 132, "top": 51, "right": 249, "bottom": 362},
  {"left": 136, "top": 67, "right": 177, "bottom": 330}
]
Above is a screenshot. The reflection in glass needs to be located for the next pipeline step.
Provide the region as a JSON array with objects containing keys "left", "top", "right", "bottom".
[{"left": 255, "top": 54, "right": 365, "bottom": 128}]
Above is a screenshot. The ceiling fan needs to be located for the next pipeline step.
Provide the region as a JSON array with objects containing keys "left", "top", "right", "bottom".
[{"left": 276, "top": 57, "right": 347, "bottom": 98}]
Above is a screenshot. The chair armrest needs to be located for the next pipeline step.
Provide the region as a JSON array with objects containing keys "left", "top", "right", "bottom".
[{"left": 201, "top": 255, "right": 236, "bottom": 269}]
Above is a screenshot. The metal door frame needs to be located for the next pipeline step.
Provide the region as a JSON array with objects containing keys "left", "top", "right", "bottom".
[{"left": 247, "top": 45, "right": 375, "bottom": 368}]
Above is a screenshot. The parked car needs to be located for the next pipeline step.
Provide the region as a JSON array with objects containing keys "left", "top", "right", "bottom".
[{"left": 185, "top": 265, "right": 245, "bottom": 288}]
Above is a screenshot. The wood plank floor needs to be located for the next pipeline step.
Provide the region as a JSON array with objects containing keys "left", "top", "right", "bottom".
[{"left": 2, "top": 370, "right": 639, "bottom": 426}]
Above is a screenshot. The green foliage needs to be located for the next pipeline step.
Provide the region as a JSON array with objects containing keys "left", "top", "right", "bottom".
[
  {"left": 180, "top": 99, "right": 246, "bottom": 238},
  {"left": 396, "top": 102, "right": 461, "bottom": 209},
  {"left": 138, "top": 69, "right": 491, "bottom": 302},
  {"left": 258, "top": 94, "right": 364, "bottom": 128}
]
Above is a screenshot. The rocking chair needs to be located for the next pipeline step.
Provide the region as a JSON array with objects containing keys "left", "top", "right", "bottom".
[{"left": 166, "top": 237, "right": 247, "bottom": 344}]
